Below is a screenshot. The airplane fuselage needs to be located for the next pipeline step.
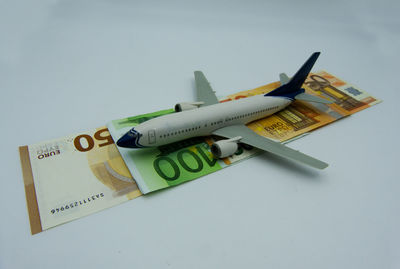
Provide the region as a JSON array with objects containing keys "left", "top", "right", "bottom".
[
  {"left": 131, "top": 95, "right": 292, "bottom": 148},
  {"left": 117, "top": 52, "right": 330, "bottom": 169}
]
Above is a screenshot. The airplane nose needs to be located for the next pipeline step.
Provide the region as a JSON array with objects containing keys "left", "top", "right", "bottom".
[{"left": 117, "top": 130, "right": 138, "bottom": 148}]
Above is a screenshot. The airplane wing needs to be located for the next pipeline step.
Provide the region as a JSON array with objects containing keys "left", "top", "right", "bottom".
[
  {"left": 194, "top": 71, "right": 219, "bottom": 106},
  {"left": 212, "top": 125, "right": 328, "bottom": 169}
]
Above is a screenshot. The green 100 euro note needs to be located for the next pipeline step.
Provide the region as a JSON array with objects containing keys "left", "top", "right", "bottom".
[
  {"left": 107, "top": 110, "right": 238, "bottom": 194},
  {"left": 107, "top": 71, "right": 381, "bottom": 194}
]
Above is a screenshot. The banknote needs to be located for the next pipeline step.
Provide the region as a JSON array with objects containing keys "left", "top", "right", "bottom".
[
  {"left": 108, "top": 71, "right": 381, "bottom": 193},
  {"left": 19, "top": 127, "right": 142, "bottom": 234},
  {"left": 20, "top": 70, "right": 380, "bottom": 233},
  {"left": 222, "top": 70, "right": 381, "bottom": 143}
]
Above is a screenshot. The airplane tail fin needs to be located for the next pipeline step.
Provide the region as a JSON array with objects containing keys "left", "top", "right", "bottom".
[{"left": 265, "top": 52, "right": 321, "bottom": 100}]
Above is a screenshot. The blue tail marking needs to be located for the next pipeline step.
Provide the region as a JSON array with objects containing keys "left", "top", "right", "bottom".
[{"left": 265, "top": 52, "right": 320, "bottom": 100}]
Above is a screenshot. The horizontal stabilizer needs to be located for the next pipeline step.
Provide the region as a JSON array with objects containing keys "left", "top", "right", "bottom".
[
  {"left": 279, "top": 73, "right": 290, "bottom": 85},
  {"left": 295, "top": 93, "right": 333, "bottom": 104}
]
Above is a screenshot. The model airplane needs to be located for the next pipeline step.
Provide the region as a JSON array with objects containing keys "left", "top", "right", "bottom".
[{"left": 117, "top": 52, "right": 333, "bottom": 169}]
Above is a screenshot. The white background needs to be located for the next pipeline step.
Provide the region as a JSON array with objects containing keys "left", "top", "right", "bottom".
[{"left": 1, "top": 0, "right": 399, "bottom": 268}]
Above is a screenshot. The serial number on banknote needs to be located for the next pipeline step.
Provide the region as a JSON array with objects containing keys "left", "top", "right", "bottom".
[{"left": 50, "top": 193, "right": 105, "bottom": 214}]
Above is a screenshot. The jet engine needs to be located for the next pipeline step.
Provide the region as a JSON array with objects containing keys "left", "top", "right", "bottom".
[
  {"left": 174, "top": 102, "right": 204, "bottom": 112},
  {"left": 211, "top": 136, "right": 242, "bottom": 158}
]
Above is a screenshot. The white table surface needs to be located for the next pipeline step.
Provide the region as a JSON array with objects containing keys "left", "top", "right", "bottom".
[{"left": 1, "top": 1, "right": 399, "bottom": 268}]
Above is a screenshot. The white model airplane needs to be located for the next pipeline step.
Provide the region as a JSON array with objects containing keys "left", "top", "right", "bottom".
[{"left": 117, "top": 52, "right": 333, "bottom": 169}]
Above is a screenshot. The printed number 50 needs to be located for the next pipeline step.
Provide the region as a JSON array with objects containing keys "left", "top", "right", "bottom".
[{"left": 74, "top": 128, "right": 114, "bottom": 152}]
